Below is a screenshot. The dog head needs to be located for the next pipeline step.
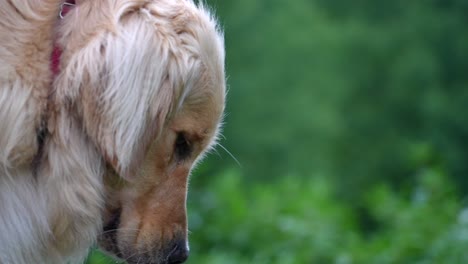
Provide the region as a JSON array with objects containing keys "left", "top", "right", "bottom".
[{"left": 56, "top": 0, "right": 225, "bottom": 263}]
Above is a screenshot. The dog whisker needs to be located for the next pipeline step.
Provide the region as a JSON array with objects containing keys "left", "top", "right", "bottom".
[
  {"left": 124, "top": 248, "right": 143, "bottom": 260},
  {"left": 209, "top": 146, "right": 223, "bottom": 158},
  {"left": 164, "top": 245, "right": 178, "bottom": 262},
  {"left": 218, "top": 133, "right": 227, "bottom": 140},
  {"left": 217, "top": 143, "right": 242, "bottom": 167},
  {"left": 99, "top": 228, "right": 141, "bottom": 235},
  {"left": 123, "top": 247, "right": 153, "bottom": 262}
]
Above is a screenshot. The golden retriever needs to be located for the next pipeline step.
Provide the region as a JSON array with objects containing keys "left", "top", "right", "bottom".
[{"left": 0, "top": 0, "right": 225, "bottom": 263}]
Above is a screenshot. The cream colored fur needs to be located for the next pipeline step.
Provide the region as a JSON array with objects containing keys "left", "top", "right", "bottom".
[{"left": 0, "top": 0, "right": 225, "bottom": 263}]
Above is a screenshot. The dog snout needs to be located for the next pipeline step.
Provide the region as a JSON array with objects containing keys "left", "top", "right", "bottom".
[{"left": 167, "top": 239, "right": 189, "bottom": 264}]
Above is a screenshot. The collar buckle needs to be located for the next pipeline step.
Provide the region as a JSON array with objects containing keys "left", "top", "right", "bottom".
[{"left": 59, "top": 2, "right": 75, "bottom": 19}]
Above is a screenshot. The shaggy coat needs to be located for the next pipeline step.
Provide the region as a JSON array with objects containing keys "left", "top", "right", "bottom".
[{"left": 0, "top": 0, "right": 225, "bottom": 263}]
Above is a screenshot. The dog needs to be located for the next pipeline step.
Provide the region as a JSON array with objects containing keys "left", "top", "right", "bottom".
[{"left": 0, "top": 0, "right": 225, "bottom": 263}]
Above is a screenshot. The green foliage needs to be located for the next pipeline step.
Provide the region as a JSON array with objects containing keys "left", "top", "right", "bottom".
[
  {"left": 187, "top": 170, "right": 356, "bottom": 263},
  {"left": 86, "top": 249, "right": 122, "bottom": 264},
  {"left": 186, "top": 168, "right": 467, "bottom": 264}
]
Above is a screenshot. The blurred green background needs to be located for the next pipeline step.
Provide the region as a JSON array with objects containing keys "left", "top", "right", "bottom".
[{"left": 87, "top": 0, "right": 468, "bottom": 263}]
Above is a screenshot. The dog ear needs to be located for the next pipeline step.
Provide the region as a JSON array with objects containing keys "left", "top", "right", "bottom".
[{"left": 56, "top": 11, "right": 184, "bottom": 180}]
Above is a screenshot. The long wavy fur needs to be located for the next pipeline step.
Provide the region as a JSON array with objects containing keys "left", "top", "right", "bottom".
[{"left": 0, "top": 0, "right": 225, "bottom": 263}]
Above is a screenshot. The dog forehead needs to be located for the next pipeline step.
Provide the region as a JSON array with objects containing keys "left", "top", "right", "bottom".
[
  {"left": 172, "top": 101, "right": 221, "bottom": 140},
  {"left": 173, "top": 76, "right": 224, "bottom": 137}
]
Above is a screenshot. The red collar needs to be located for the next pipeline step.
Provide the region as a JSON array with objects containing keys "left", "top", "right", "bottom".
[{"left": 50, "top": 0, "right": 76, "bottom": 76}]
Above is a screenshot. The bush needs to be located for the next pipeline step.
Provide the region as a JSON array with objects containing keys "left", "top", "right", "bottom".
[{"left": 186, "top": 168, "right": 467, "bottom": 264}]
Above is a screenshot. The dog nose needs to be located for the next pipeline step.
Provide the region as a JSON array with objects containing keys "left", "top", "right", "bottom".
[{"left": 167, "top": 240, "right": 189, "bottom": 264}]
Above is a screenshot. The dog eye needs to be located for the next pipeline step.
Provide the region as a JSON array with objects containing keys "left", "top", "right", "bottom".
[{"left": 174, "top": 133, "right": 191, "bottom": 160}]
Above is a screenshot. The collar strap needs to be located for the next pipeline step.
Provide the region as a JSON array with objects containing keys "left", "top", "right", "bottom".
[{"left": 50, "top": 0, "right": 76, "bottom": 76}]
